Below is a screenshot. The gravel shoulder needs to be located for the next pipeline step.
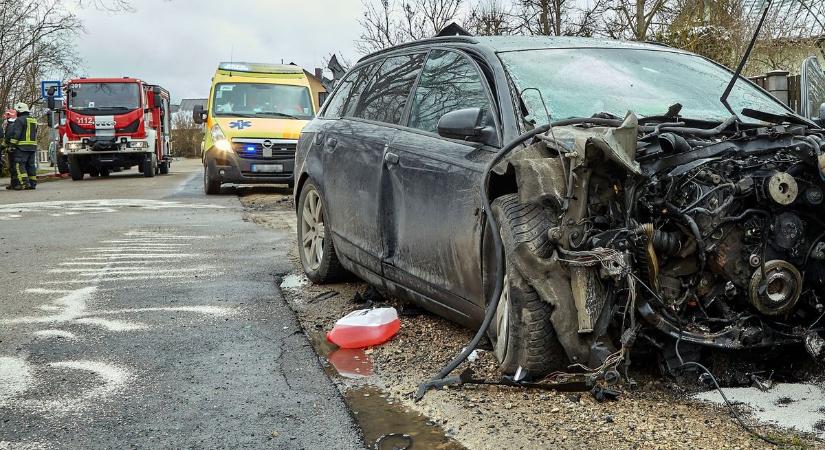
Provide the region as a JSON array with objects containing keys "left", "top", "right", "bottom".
[{"left": 240, "top": 189, "right": 823, "bottom": 450}]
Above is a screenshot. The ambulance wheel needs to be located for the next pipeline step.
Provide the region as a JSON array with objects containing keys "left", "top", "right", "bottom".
[
  {"left": 68, "top": 157, "right": 84, "bottom": 181},
  {"left": 159, "top": 161, "right": 170, "bottom": 175},
  {"left": 143, "top": 154, "right": 156, "bottom": 178},
  {"left": 204, "top": 168, "right": 221, "bottom": 195}
]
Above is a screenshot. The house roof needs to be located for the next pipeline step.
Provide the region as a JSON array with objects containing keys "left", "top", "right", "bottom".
[{"left": 178, "top": 98, "right": 207, "bottom": 112}]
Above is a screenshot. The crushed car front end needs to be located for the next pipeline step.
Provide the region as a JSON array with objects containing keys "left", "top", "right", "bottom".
[{"left": 487, "top": 39, "right": 825, "bottom": 372}]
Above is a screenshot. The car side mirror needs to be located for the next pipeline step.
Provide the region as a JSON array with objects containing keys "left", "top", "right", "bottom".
[
  {"left": 193, "top": 104, "right": 206, "bottom": 125},
  {"left": 437, "top": 107, "right": 492, "bottom": 142}
]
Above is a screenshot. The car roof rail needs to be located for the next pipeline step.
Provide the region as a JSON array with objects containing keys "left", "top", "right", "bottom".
[
  {"left": 644, "top": 40, "right": 673, "bottom": 48},
  {"left": 357, "top": 36, "right": 479, "bottom": 63}
]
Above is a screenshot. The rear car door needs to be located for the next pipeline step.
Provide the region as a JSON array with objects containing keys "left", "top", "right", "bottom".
[
  {"left": 321, "top": 53, "right": 426, "bottom": 275},
  {"left": 382, "top": 49, "right": 500, "bottom": 324}
]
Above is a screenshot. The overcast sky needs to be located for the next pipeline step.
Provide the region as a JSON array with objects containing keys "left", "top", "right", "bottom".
[{"left": 70, "top": 0, "right": 364, "bottom": 103}]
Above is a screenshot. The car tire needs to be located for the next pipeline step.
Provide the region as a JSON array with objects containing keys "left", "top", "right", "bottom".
[
  {"left": 487, "top": 193, "right": 567, "bottom": 378},
  {"left": 143, "top": 154, "right": 156, "bottom": 178},
  {"left": 297, "top": 180, "right": 347, "bottom": 283},
  {"left": 203, "top": 167, "right": 221, "bottom": 195},
  {"left": 68, "top": 156, "right": 84, "bottom": 181}
]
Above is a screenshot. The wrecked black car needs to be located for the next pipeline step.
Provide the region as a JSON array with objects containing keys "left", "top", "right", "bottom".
[{"left": 294, "top": 36, "right": 825, "bottom": 379}]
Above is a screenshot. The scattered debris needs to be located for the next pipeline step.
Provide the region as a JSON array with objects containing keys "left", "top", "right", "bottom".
[
  {"left": 327, "top": 308, "right": 400, "bottom": 349},
  {"left": 279, "top": 274, "right": 308, "bottom": 289},
  {"left": 694, "top": 382, "right": 825, "bottom": 438},
  {"left": 309, "top": 290, "right": 339, "bottom": 303}
]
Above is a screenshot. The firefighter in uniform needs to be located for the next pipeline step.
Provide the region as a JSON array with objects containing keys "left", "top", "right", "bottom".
[
  {"left": 6, "top": 103, "right": 38, "bottom": 190},
  {"left": 2, "top": 110, "right": 15, "bottom": 189}
]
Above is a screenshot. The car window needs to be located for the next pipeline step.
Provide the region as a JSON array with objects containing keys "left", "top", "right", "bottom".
[
  {"left": 323, "top": 63, "right": 377, "bottom": 119},
  {"left": 352, "top": 53, "right": 426, "bottom": 125},
  {"left": 408, "top": 50, "right": 493, "bottom": 133}
]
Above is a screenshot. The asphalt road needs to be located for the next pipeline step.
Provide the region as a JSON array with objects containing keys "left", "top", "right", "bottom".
[{"left": 0, "top": 159, "right": 362, "bottom": 449}]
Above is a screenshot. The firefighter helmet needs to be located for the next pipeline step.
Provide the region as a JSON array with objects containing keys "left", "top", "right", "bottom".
[{"left": 13, "top": 102, "right": 29, "bottom": 113}]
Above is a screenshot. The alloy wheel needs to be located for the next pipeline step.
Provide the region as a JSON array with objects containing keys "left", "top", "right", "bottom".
[{"left": 301, "top": 189, "right": 325, "bottom": 271}]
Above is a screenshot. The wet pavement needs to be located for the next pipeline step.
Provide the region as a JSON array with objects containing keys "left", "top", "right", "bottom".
[{"left": 0, "top": 160, "right": 362, "bottom": 449}]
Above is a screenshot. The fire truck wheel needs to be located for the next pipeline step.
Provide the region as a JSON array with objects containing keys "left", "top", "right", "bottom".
[
  {"left": 159, "top": 161, "right": 170, "bottom": 175},
  {"left": 68, "top": 157, "right": 84, "bottom": 181},
  {"left": 143, "top": 154, "right": 157, "bottom": 178},
  {"left": 100, "top": 168, "right": 110, "bottom": 177},
  {"left": 89, "top": 169, "right": 100, "bottom": 177},
  {"left": 57, "top": 155, "right": 70, "bottom": 174}
]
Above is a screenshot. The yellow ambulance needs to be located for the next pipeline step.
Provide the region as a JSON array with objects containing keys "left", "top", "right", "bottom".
[{"left": 194, "top": 62, "right": 325, "bottom": 194}]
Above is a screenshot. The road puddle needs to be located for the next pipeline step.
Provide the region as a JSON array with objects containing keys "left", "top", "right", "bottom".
[
  {"left": 305, "top": 330, "right": 464, "bottom": 449},
  {"left": 346, "top": 386, "right": 465, "bottom": 450}
]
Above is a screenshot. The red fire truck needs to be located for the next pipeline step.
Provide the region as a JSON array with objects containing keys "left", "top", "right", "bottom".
[{"left": 48, "top": 77, "right": 172, "bottom": 180}]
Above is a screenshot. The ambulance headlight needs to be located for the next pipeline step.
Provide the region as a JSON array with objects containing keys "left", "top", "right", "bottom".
[{"left": 211, "top": 124, "right": 231, "bottom": 152}]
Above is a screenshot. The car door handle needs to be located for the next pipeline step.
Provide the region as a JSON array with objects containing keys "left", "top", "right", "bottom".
[
  {"left": 384, "top": 152, "right": 399, "bottom": 165},
  {"left": 326, "top": 137, "right": 338, "bottom": 149}
]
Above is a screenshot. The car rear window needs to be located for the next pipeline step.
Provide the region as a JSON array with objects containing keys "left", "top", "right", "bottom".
[
  {"left": 322, "top": 63, "right": 377, "bottom": 120},
  {"left": 352, "top": 53, "right": 426, "bottom": 125}
]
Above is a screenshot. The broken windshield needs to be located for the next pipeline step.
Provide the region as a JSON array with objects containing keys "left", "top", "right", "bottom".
[
  {"left": 498, "top": 48, "right": 791, "bottom": 124},
  {"left": 212, "top": 83, "right": 313, "bottom": 120}
]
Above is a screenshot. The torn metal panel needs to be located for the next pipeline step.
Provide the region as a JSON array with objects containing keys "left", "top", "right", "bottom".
[{"left": 500, "top": 112, "right": 825, "bottom": 370}]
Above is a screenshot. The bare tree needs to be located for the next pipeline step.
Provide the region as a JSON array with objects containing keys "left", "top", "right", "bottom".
[
  {"left": 171, "top": 113, "right": 202, "bottom": 158},
  {"left": 602, "top": 0, "right": 670, "bottom": 40},
  {"left": 467, "top": 0, "right": 516, "bottom": 35},
  {"left": 75, "top": 0, "right": 135, "bottom": 12},
  {"left": 356, "top": 0, "right": 464, "bottom": 53},
  {"left": 0, "top": 0, "right": 82, "bottom": 110}
]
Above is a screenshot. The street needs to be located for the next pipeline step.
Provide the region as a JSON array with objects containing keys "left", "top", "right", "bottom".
[{"left": 0, "top": 159, "right": 361, "bottom": 449}]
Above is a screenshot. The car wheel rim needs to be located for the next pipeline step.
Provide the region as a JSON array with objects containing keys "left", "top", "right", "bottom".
[
  {"left": 301, "top": 189, "right": 325, "bottom": 271},
  {"left": 494, "top": 273, "right": 510, "bottom": 362}
]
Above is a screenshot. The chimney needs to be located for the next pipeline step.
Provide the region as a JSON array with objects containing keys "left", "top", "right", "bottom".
[{"left": 314, "top": 68, "right": 323, "bottom": 80}]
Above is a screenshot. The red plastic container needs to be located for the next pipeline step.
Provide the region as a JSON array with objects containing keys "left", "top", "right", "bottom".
[{"left": 326, "top": 307, "right": 400, "bottom": 349}]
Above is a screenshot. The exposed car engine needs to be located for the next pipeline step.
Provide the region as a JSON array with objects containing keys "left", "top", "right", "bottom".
[{"left": 502, "top": 113, "right": 825, "bottom": 371}]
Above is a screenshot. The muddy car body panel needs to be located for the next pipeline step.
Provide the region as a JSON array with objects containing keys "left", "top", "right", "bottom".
[{"left": 296, "top": 36, "right": 825, "bottom": 372}]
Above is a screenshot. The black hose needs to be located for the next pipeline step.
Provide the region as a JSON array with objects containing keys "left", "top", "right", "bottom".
[
  {"left": 415, "top": 119, "right": 583, "bottom": 401},
  {"left": 658, "top": 115, "right": 737, "bottom": 137}
]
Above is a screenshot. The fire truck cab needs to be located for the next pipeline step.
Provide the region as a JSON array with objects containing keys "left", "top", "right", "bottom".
[{"left": 49, "top": 77, "right": 172, "bottom": 180}]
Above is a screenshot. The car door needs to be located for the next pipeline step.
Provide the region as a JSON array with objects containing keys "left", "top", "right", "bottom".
[
  {"left": 381, "top": 49, "right": 500, "bottom": 324},
  {"left": 321, "top": 53, "right": 426, "bottom": 275}
]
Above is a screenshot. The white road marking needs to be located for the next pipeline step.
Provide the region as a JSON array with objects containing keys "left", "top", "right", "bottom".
[
  {"left": 33, "top": 330, "right": 78, "bottom": 340},
  {"left": 97, "top": 305, "right": 233, "bottom": 316},
  {"left": 75, "top": 318, "right": 147, "bottom": 331},
  {"left": 49, "top": 266, "right": 213, "bottom": 274},
  {"left": 0, "top": 199, "right": 224, "bottom": 214},
  {"left": 0, "top": 357, "right": 32, "bottom": 403},
  {"left": 71, "top": 254, "right": 200, "bottom": 260},
  {"left": 42, "top": 274, "right": 202, "bottom": 284},
  {"left": 25, "top": 288, "right": 71, "bottom": 294}
]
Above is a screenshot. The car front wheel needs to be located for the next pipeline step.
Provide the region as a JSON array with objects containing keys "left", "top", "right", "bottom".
[
  {"left": 487, "top": 193, "right": 568, "bottom": 378},
  {"left": 297, "top": 180, "right": 347, "bottom": 283}
]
